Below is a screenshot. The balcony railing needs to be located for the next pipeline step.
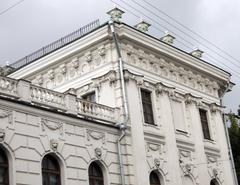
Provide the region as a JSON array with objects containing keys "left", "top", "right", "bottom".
[
  {"left": 0, "top": 76, "right": 119, "bottom": 123},
  {"left": 76, "top": 99, "right": 118, "bottom": 122},
  {"left": 0, "top": 76, "right": 18, "bottom": 98},
  {"left": 10, "top": 19, "right": 100, "bottom": 70},
  {"left": 30, "top": 85, "right": 66, "bottom": 110}
]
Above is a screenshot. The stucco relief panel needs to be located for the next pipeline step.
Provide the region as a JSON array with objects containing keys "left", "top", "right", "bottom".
[
  {"left": 207, "top": 155, "right": 224, "bottom": 184},
  {"left": 40, "top": 118, "right": 65, "bottom": 152},
  {"left": 178, "top": 149, "right": 199, "bottom": 184},
  {"left": 85, "top": 129, "right": 108, "bottom": 161},
  {"left": 146, "top": 141, "right": 170, "bottom": 182}
]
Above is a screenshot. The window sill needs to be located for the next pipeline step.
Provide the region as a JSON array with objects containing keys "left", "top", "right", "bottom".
[
  {"left": 143, "top": 123, "right": 160, "bottom": 129},
  {"left": 203, "top": 138, "right": 215, "bottom": 144},
  {"left": 176, "top": 129, "right": 189, "bottom": 137}
]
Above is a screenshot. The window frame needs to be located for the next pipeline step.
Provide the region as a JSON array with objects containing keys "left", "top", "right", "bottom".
[
  {"left": 199, "top": 108, "right": 212, "bottom": 140},
  {"left": 170, "top": 99, "right": 188, "bottom": 134},
  {"left": 140, "top": 89, "right": 155, "bottom": 125}
]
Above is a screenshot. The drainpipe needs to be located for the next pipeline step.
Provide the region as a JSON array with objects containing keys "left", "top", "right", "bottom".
[
  {"left": 109, "top": 20, "right": 129, "bottom": 185},
  {"left": 220, "top": 83, "right": 238, "bottom": 185}
]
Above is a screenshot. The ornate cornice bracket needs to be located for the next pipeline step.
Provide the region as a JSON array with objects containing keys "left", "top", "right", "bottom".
[
  {"left": 155, "top": 82, "right": 175, "bottom": 96},
  {"left": 210, "top": 103, "right": 224, "bottom": 114},
  {"left": 92, "top": 70, "right": 117, "bottom": 89},
  {"left": 123, "top": 70, "right": 144, "bottom": 85},
  {"left": 184, "top": 93, "right": 202, "bottom": 105}
]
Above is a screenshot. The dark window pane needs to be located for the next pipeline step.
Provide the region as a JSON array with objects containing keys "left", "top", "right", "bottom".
[
  {"left": 42, "top": 155, "right": 61, "bottom": 185},
  {"left": 141, "top": 90, "right": 154, "bottom": 125},
  {"left": 0, "top": 148, "right": 8, "bottom": 185},
  {"left": 199, "top": 109, "right": 211, "bottom": 140},
  {"left": 42, "top": 173, "right": 48, "bottom": 185},
  {"left": 89, "top": 162, "right": 104, "bottom": 185},
  {"left": 150, "top": 171, "right": 161, "bottom": 185},
  {"left": 82, "top": 92, "right": 96, "bottom": 102},
  {"left": 50, "top": 174, "right": 58, "bottom": 185}
]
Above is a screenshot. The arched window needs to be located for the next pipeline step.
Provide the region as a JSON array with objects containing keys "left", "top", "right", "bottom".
[
  {"left": 0, "top": 147, "right": 9, "bottom": 185},
  {"left": 150, "top": 171, "right": 161, "bottom": 185},
  {"left": 42, "top": 155, "right": 61, "bottom": 185},
  {"left": 89, "top": 162, "right": 104, "bottom": 185}
]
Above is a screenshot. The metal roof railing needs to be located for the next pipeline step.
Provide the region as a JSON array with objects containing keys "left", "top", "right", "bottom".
[{"left": 10, "top": 19, "right": 100, "bottom": 70}]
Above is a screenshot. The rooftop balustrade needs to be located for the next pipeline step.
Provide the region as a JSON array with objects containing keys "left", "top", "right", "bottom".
[{"left": 9, "top": 19, "right": 100, "bottom": 70}]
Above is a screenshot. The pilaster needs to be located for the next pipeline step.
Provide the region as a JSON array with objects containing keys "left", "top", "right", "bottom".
[
  {"left": 126, "top": 79, "right": 149, "bottom": 185},
  {"left": 157, "top": 88, "right": 183, "bottom": 184}
]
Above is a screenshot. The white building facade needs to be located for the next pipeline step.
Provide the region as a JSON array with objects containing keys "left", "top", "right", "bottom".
[{"left": 0, "top": 9, "right": 237, "bottom": 185}]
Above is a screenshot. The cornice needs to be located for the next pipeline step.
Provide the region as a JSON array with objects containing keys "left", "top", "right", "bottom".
[
  {"left": 117, "top": 24, "right": 230, "bottom": 83},
  {"left": 121, "top": 43, "right": 223, "bottom": 98}
]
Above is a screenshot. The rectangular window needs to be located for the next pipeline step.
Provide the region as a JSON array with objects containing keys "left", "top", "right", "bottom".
[
  {"left": 82, "top": 92, "right": 96, "bottom": 102},
  {"left": 141, "top": 89, "right": 154, "bottom": 125},
  {"left": 199, "top": 109, "right": 211, "bottom": 140},
  {"left": 171, "top": 100, "right": 186, "bottom": 132}
]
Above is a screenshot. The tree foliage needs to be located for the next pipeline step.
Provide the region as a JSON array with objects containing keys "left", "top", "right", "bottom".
[{"left": 228, "top": 112, "right": 240, "bottom": 184}]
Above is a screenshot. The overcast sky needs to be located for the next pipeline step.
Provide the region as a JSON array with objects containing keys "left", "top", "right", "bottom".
[{"left": 0, "top": 0, "right": 240, "bottom": 112}]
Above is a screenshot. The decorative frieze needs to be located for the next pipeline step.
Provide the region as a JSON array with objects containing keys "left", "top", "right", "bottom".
[
  {"left": 122, "top": 43, "right": 221, "bottom": 97},
  {"left": 98, "top": 45, "right": 106, "bottom": 57},
  {"left": 47, "top": 69, "right": 55, "bottom": 80},
  {"left": 71, "top": 57, "right": 79, "bottom": 69},
  {"left": 59, "top": 64, "right": 67, "bottom": 74},
  {"left": 35, "top": 75, "right": 43, "bottom": 86},
  {"left": 85, "top": 51, "right": 92, "bottom": 63},
  {"left": 29, "top": 44, "right": 111, "bottom": 89}
]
